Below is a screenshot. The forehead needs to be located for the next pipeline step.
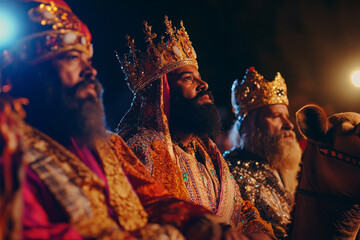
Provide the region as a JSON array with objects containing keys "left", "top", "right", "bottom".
[
  {"left": 168, "top": 65, "right": 199, "bottom": 77},
  {"left": 259, "top": 104, "right": 289, "bottom": 116}
]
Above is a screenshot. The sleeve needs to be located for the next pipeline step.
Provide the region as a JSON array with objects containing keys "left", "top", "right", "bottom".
[
  {"left": 0, "top": 99, "right": 28, "bottom": 239},
  {"left": 0, "top": 99, "right": 82, "bottom": 240},
  {"left": 237, "top": 200, "right": 275, "bottom": 237},
  {"left": 109, "top": 134, "right": 211, "bottom": 232},
  {"left": 225, "top": 171, "right": 274, "bottom": 237},
  {"left": 23, "top": 167, "right": 137, "bottom": 240},
  {"left": 22, "top": 168, "right": 83, "bottom": 240},
  {"left": 124, "top": 131, "right": 157, "bottom": 175}
]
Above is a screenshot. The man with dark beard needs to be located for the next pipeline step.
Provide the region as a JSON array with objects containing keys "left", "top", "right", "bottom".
[
  {"left": 116, "top": 17, "right": 275, "bottom": 238},
  {"left": 0, "top": 1, "right": 252, "bottom": 239},
  {"left": 11, "top": 58, "right": 106, "bottom": 148},
  {"left": 224, "top": 67, "right": 302, "bottom": 239},
  {"left": 168, "top": 74, "right": 221, "bottom": 140},
  {"left": 167, "top": 64, "right": 222, "bottom": 139}
]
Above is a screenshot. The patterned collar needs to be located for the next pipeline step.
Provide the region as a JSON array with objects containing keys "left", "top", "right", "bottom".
[{"left": 172, "top": 134, "right": 197, "bottom": 157}]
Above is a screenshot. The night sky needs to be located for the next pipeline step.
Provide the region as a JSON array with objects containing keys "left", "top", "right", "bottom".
[{"left": 13, "top": 0, "right": 360, "bottom": 131}]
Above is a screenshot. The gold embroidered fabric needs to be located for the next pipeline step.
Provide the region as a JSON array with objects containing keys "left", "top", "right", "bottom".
[
  {"left": 150, "top": 140, "right": 189, "bottom": 200},
  {"left": 195, "top": 138, "right": 236, "bottom": 224},
  {"left": 108, "top": 133, "right": 213, "bottom": 231},
  {"left": 21, "top": 123, "right": 148, "bottom": 238},
  {"left": 95, "top": 139, "right": 148, "bottom": 231}
]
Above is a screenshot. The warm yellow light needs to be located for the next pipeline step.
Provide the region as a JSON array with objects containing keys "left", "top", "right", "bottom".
[{"left": 351, "top": 71, "right": 360, "bottom": 87}]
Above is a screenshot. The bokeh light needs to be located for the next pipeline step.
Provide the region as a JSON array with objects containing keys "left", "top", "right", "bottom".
[
  {"left": 0, "top": 10, "right": 17, "bottom": 48},
  {"left": 351, "top": 70, "right": 360, "bottom": 87}
]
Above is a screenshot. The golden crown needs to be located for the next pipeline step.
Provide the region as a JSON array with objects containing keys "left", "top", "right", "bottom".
[
  {"left": 118, "top": 16, "right": 198, "bottom": 93},
  {"left": 231, "top": 67, "right": 289, "bottom": 117}
]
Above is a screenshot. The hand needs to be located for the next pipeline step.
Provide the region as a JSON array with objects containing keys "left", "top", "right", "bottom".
[
  {"left": 185, "top": 214, "right": 222, "bottom": 240},
  {"left": 222, "top": 230, "right": 273, "bottom": 240},
  {"left": 140, "top": 224, "right": 185, "bottom": 240},
  {"left": 0, "top": 97, "right": 27, "bottom": 240}
]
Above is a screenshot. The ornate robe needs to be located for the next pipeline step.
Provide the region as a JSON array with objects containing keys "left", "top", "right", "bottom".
[
  {"left": 2, "top": 116, "right": 210, "bottom": 239},
  {"left": 117, "top": 76, "right": 274, "bottom": 235},
  {"left": 224, "top": 148, "right": 294, "bottom": 239}
]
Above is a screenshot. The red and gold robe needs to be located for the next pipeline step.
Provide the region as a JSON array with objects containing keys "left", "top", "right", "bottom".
[{"left": 1, "top": 111, "right": 210, "bottom": 239}]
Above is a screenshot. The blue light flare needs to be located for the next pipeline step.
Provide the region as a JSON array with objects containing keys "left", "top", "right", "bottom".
[{"left": 0, "top": 9, "right": 18, "bottom": 48}]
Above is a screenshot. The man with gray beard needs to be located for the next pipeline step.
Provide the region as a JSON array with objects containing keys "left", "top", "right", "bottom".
[{"left": 224, "top": 67, "right": 302, "bottom": 239}]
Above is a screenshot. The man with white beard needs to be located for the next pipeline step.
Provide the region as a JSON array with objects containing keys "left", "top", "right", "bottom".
[{"left": 224, "top": 67, "right": 302, "bottom": 239}]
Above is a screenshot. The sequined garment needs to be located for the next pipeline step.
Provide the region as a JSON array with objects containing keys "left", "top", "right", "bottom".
[
  {"left": 117, "top": 77, "right": 274, "bottom": 236},
  {"left": 224, "top": 148, "right": 294, "bottom": 239}
]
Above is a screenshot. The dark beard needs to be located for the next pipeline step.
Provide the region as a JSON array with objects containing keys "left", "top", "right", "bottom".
[
  {"left": 170, "top": 90, "right": 221, "bottom": 139},
  {"left": 57, "top": 79, "right": 107, "bottom": 147},
  {"left": 21, "top": 65, "right": 107, "bottom": 148}
]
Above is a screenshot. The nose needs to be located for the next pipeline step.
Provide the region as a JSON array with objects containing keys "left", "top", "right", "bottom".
[
  {"left": 196, "top": 78, "right": 209, "bottom": 92},
  {"left": 282, "top": 117, "right": 294, "bottom": 130},
  {"left": 81, "top": 61, "right": 97, "bottom": 80}
]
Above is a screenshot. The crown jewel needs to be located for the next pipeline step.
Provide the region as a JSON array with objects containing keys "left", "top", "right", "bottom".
[
  {"left": 119, "top": 16, "right": 198, "bottom": 93},
  {"left": 231, "top": 67, "right": 289, "bottom": 117}
]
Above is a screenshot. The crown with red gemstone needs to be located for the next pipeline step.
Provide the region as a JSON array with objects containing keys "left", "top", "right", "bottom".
[
  {"left": 1, "top": 0, "right": 92, "bottom": 67},
  {"left": 231, "top": 67, "right": 289, "bottom": 117},
  {"left": 119, "top": 16, "right": 198, "bottom": 93}
]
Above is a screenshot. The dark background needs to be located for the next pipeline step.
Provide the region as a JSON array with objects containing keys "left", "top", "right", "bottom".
[{"left": 36, "top": 0, "right": 360, "bottom": 130}]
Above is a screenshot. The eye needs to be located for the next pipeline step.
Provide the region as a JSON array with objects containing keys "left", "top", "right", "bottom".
[
  {"left": 62, "top": 51, "right": 81, "bottom": 61},
  {"left": 183, "top": 75, "right": 193, "bottom": 81},
  {"left": 65, "top": 55, "right": 79, "bottom": 61}
]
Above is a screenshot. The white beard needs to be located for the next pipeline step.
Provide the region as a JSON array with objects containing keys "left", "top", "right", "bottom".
[
  {"left": 263, "top": 132, "right": 302, "bottom": 194},
  {"left": 249, "top": 130, "right": 302, "bottom": 195}
]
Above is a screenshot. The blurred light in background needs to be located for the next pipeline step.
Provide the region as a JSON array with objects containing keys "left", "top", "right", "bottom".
[
  {"left": 0, "top": 9, "right": 18, "bottom": 48},
  {"left": 351, "top": 70, "right": 360, "bottom": 87}
]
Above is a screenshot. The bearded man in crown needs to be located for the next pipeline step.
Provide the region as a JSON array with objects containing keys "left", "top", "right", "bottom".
[
  {"left": 224, "top": 67, "right": 302, "bottom": 239},
  {"left": 116, "top": 17, "right": 274, "bottom": 238},
  {"left": 0, "top": 1, "right": 253, "bottom": 239}
]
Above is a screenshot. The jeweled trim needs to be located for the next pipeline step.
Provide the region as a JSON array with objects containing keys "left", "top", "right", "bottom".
[
  {"left": 318, "top": 145, "right": 360, "bottom": 167},
  {"left": 5, "top": 29, "right": 92, "bottom": 66}
]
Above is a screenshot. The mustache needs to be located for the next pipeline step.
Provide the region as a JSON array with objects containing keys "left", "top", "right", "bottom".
[
  {"left": 71, "top": 78, "right": 103, "bottom": 98},
  {"left": 192, "top": 90, "right": 214, "bottom": 103},
  {"left": 280, "top": 130, "right": 296, "bottom": 139}
]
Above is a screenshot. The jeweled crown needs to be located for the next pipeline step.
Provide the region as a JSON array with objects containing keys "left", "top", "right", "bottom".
[
  {"left": 1, "top": 0, "right": 92, "bottom": 66},
  {"left": 118, "top": 16, "right": 198, "bottom": 93},
  {"left": 232, "top": 67, "right": 289, "bottom": 117}
]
